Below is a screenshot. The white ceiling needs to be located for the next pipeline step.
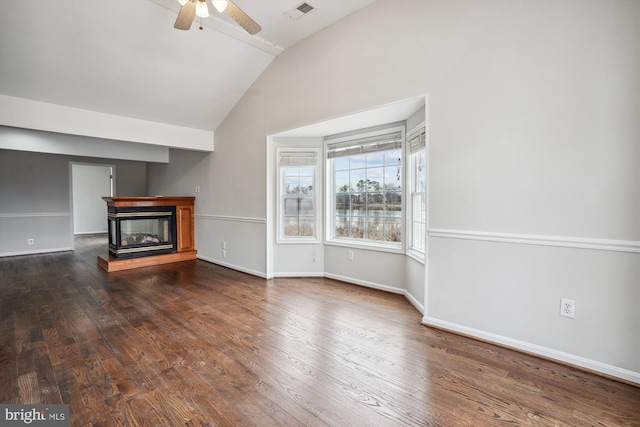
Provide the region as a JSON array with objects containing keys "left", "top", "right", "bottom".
[
  {"left": 273, "top": 96, "right": 426, "bottom": 138},
  {"left": 0, "top": 0, "right": 375, "bottom": 132}
]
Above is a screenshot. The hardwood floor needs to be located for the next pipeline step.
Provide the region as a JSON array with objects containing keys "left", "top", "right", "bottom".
[{"left": 1, "top": 235, "right": 638, "bottom": 426}]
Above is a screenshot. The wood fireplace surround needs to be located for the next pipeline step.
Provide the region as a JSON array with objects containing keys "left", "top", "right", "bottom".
[{"left": 97, "top": 196, "right": 196, "bottom": 272}]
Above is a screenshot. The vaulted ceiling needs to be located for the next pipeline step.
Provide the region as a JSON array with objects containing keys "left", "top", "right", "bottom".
[{"left": 0, "top": 0, "right": 376, "bottom": 132}]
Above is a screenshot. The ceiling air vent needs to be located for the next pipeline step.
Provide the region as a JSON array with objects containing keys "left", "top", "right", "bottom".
[
  {"left": 285, "top": 2, "right": 315, "bottom": 20},
  {"left": 297, "top": 3, "right": 314, "bottom": 14}
]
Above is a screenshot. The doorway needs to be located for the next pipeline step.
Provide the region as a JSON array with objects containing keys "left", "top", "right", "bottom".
[{"left": 71, "top": 163, "right": 114, "bottom": 234}]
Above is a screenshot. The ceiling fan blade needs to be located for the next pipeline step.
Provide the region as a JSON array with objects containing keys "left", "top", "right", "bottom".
[
  {"left": 174, "top": 0, "right": 197, "bottom": 30},
  {"left": 224, "top": 1, "right": 261, "bottom": 35}
]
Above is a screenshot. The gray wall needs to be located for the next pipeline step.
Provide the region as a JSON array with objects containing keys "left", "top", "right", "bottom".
[
  {"left": 147, "top": 0, "right": 639, "bottom": 382},
  {"left": 0, "top": 147, "right": 148, "bottom": 256}
]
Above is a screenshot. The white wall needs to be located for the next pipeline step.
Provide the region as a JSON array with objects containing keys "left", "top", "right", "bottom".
[
  {"left": 0, "top": 95, "right": 213, "bottom": 152},
  {"left": 0, "top": 125, "right": 169, "bottom": 163},
  {"left": 148, "top": 0, "right": 639, "bottom": 382},
  {"left": 72, "top": 164, "right": 112, "bottom": 234},
  {"left": 268, "top": 137, "right": 325, "bottom": 278}
]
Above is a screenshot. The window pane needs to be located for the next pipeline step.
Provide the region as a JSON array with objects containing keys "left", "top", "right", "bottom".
[
  {"left": 284, "top": 198, "right": 298, "bottom": 216},
  {"left": 298, "top": 167, "right": 314, "bottom": 176},
  {"left": 366, "top": 218, "right": 383, "bottom": 241},
  {"left": 385, "top": 149, "right": 401, "bottom": 166},
  {"left": 385, "top": 218, "right": 402, "bottom": 242},
  {"left": 366, "top": 167, "right": 383, "bottom": 191},
  {"left": 283, "top": 218, "right": 299, "bottom": 237},
  {"left": 366, "top": 151, "right": 384, "bottom": 168},
  {"left": 299, "top": 219, "right": 314, "bottom": 237},
  {"left": 350, "top": 193, "right": 365, "bottom": 215},
  {"left": 417, "top": 150, "right": 426, "bottom": 192},
  {"left": 299, "top": 177, "right": 313, "bottom": 195},
  {"left": 335, "top": 157, "right": 350, "bottom": 171},
  {"left": 283, "top": 167, "right": 299, "bottom": 177},
  {"left": 335, "top": 193, "right": 350, "bottom": 215},
  {"left": 351, "top": 169, "right": 366, "bottom": 192},
  {"left": 283, "top": 176, "right": 299, "bottom": 194},
  {"left": 349, "top": 154, "right": 366, "bottom": 169},
  {"left": 384, "top": 166, "right": 402, "bottom": 190},
  {"left": 385, "top": 192, "right": 402, "bottom": 214},
  {"left": 350, "top": 217, "right": 365, "bottom": 239},
  {"left": 299, "top": 197, "right": 314, "bottom": 216},
  {"left": 366, "top": 193, "right": 384, "bottom": 217},
  {"left": 413, "top": 222, "right": 425, "bottom": 251},
  {"left": 335, "top": 215, "right": 350, "bottom": 238},
  {"left": 336, "top": 171, "right": 350, "bottom": 193}
]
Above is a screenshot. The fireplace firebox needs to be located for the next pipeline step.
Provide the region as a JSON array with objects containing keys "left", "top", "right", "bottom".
[
  {"left": 107, "top": 206, "right": 177, "bottom": 259},
  {"left": 98, "top": 197, "right": 196, "bottom": 272}
]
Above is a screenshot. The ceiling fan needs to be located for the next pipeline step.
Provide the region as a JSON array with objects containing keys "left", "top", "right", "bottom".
[{"left": 174, "top": 0, "right": 261, "bottom": 34}]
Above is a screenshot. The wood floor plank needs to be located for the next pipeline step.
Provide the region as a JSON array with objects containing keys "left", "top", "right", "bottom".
[
  {"left": 17, "top": 370, "right": 39, "bottom": 404},
  {"left": 1, "top": 234, "right": 639, "bottom": 426}
]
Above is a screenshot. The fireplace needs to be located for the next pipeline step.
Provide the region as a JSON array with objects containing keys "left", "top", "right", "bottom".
[
  {"left": 98, "top": 196, "right": 196, "bottom": 271},
  {"left": 107, "top": 206, "right": 177, "bottom": 259}
]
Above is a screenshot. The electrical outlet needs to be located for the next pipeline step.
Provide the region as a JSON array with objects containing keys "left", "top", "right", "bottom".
[
  {"left": 195, "top": 185, "right": 201, "bottom": 193},
  {"left": 222, "top": 250, "right": 227, "bottom": 258},
  {"left": 27, "top": 238, "right": 34, "bottom": 245},
  {"left": 560, "top": 298, "right": 575, "bottom": 319},
  {"left": 347, "top": 250, "right": 354, "bottom": 261},
  {"left": 222, "top": 241, "right": 226, "bottom": 249}
]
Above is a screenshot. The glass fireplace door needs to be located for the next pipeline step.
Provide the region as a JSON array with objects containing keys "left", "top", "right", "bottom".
[
  {"left": 120, "top": 216, "right": 171, "bottom": 246},
  {"left": 107, "top": 208, "right": 177, "bottom": 258}
]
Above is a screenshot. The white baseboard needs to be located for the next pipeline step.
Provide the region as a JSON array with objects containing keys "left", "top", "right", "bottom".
[
  {"left": 323, "top": 272, "right": 405, "bottom": 295},
  {"left": 271, "top": 271, "right": 325, "bottom": 278},
  {"left": 196, "top": 261, "right": 425, "bottom": 314},
  {"left": 197, "top": 255, "right": 268, "bottom": 279},
  {"left": 324, "top": 272, "right": 425, "bottom": 313},
  {"left": 404, "top": 290, "right": 425, "bottom": 314},
  {"left": 422, "top": 316, "right": 640, "bottom": 385},
  {"left": 0, "top": 247, "right": 72, "bottom": 258}
]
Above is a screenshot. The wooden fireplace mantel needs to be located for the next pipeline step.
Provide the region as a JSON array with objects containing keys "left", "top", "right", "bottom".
[
  {"left": 102, "top": 196, "right": 195, "bottom": 208},
  {"left": 97, "top": 196, "right": 197, "bottom": 272}
]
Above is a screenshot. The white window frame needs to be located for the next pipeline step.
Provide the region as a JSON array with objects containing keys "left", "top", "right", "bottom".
[
  {"left": 406, "top": 123, "right": 426, "bottom": 262},
  {"left": 324, "top": 124, "right": 406, "bottom": 253},
  {"left": 276, "top": 148, "right": 320, "bottom": 244}
]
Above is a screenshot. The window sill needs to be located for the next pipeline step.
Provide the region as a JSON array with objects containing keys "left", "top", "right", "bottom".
[
  {"left": 277, "top": 237, "right": 320, "bottom": 245},
  {"left": 406, "top": 248, "right": 425, "bottom": 264},
  {"left": 324, "top": 238, "right": 404, "bottom": 254}
]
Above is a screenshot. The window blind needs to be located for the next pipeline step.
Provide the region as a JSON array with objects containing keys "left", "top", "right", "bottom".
[
  {"left": 279, "top": 151, "right": 318, "bottom": 166},
  {"left": 407, "top": 126, "right": 426, "bottom": 154},
  {"left": 326, "top": 131, "right": 402, "bottom": 159}
]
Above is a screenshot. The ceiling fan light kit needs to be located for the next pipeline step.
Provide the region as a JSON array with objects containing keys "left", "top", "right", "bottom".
[
  {"left": 174, "top": 0, "right": 260, "bottom": 35},
  {"left": 195, "top": 0, "right": 209, "bottom": 18},
  {"left": 212, "top": 0, "right": 228, "bottom": 13}
]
